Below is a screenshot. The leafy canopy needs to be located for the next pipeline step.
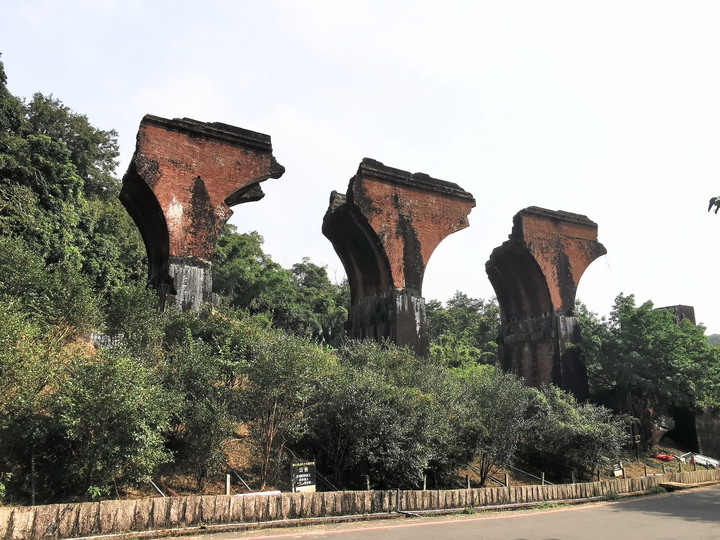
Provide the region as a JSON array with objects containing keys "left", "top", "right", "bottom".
[{"left": 427, "top": 292, "right": 499, "bottom": 367}]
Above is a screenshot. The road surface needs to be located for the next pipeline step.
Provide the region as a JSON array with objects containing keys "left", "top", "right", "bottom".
[{"left": 166, "top": 484, "right": 720, "bottom": 540}]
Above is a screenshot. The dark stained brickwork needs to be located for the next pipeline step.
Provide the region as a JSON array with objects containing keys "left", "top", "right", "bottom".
[
  {"left": 323, "top": 158, "right": 475, "bottom": 357},
  {"left": 120, "top": 115, "right": 284, "bottom": 310},
  {"left": 486, "top": 207, "right": 607, "bottom": 399},
  {"left": 695, "top": 412, "right": 720, "bottom": 458},
  {"left": 657, "top": 304, "right": 697, "bottom": 325}
]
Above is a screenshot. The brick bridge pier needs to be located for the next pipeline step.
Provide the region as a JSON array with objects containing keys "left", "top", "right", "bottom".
[
  {"left": 120, "top": 115, "right": 284, "bottom": 310},
  {"left": 486, "top": 207, "right": 606, "bottom": 399},
  {"left": 323, "top": 158, "right": 475, "bottom": 357}
]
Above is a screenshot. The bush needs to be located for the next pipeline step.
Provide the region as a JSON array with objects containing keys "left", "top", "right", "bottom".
[
  {"left": 239, "top": 329, "right": 336, "bottom": 488},
  {"left": 46, "top": 350, "right": 174, "bottom": 499},
  {"left": 306, "top": 363, "right": 435, "bottom": 489},
  {"left": 518, "top": 386, "right": 627, "bottom": 482},
  {"left": 447, "top": 366, "right": 534, "bottom": 486},
  {"left": 160, "top": 336, "right": 238, "bottom": 488}
]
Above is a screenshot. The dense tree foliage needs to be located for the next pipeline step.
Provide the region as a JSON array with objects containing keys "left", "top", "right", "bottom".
[
  {"left": 579, "top": 294, "right": 720, "bottom": 447},
  {"left": 48, "top": 350, "right": 174, "bottom": 499},
  {"left": 518, "top": 385, "right": 627, "bottom": 481},
  {"left": 238, "top": 330, "right": 336, "bottom": 488},
  {"left": 213, "top": 226, "right": 348, "bottom": 345},
  {"left": 304, "top": 341, "right": 444, "bottom": 489},
  {"left": 0, "top": 59, "right": 145, "bottom": 294},
  {"left": 24, "top": 93, "right": 119, "bottom": 199},
  {"left": 426, "top": 292, "right": 499, "bottom": 367},
  {"left": 0, "top": 235, "right": 102, "bottom": 335},
  {"left": 448, "top": 366, "right": 534, "bottom": 486}
]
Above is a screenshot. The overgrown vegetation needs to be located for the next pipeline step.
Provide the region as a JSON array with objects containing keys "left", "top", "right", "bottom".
[
  {"left": 1, "top": 53, "right": 717, "bottom": 505},
  {"left": 578, "top": 295, "right": 720, "bottom": 448}
]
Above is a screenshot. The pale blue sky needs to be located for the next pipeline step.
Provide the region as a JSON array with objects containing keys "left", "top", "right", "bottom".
[{"left": 2, "top": 1, "right": 719, "bottom": 331}]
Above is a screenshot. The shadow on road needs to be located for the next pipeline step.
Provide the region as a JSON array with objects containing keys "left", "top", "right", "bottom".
[{"left": 603, "top": 484, "right": 720, "bottom": 524}]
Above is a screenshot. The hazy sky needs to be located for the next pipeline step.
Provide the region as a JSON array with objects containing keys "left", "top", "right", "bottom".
[{"left": 2, "top": 1, "right": 720, "bottom": 331}]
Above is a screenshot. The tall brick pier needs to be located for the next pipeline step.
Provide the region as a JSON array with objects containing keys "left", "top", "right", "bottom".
[
  {"left": 486, "top": 207, "right": 606, "bottom": 399},
  {"left": 323, "top": 158, "right": 475, "bottom": 357},
  {"left": 120, "top": 115, "right": 285, "bottom": 310}
]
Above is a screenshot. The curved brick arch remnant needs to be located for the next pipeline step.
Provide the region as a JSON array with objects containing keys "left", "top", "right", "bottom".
[
  {"left": 323, "top": 158, "right": 476, "bottom": 357},
  {"left": 120, "top": 115, "right": 285, "bottom": 311},
  {"left": 486, "top": 207, "right": 607, "bottom": 399}
]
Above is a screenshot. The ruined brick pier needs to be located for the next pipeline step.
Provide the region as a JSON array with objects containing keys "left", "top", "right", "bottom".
[
  {"left": 120, "top": 115, "right": 284, "bottom": 310},
  {"left": 323, "top": 158, "right": 475, "bottom": 357},
  {"left": 486, "top": 207, "right": 606, "bottom": 399}
]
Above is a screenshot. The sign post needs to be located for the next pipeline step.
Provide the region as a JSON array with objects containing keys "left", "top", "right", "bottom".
[{"left": 291, "top": 461, "right": 316, "bottom": 493}]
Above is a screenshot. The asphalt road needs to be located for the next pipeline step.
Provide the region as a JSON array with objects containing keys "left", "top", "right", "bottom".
[{"left": 166, "top": 484, "right": 720, "bottom": 540}]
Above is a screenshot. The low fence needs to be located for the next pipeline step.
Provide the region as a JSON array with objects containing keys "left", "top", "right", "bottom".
[{"left": 1, "top": 469, "right": 718, "bottom": 540}]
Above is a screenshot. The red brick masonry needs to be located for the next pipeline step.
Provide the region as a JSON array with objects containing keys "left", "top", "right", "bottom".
[
  {"left": 120, "top": 115, "right": 284, "bottom": 310},
  {"left": 323, "top": 158, "right": 475, "bottom": 356},
  {"left": 486, "top": 207, "right": 607, "bottom": 398}
]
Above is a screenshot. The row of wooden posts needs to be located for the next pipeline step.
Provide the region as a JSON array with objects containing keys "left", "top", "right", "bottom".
[
  {"left": 3, "top": 469, "right": 718, "bottom": 540},
  {"left": 179, "top": 457, "right": 710, "bottom": 500}
]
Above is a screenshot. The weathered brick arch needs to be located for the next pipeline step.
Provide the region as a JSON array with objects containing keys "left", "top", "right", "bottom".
[
  {"left": 489, "top": 248, "right": 555, "bottom": 320},
  {"left": 120, "top": 115, "right": 284, "bottom": 310},
  {"left": 323, "top": 158, "right": 476, "bottom": 357},
  {"left": 486, "top": 207, "right": 607, "bottom": 399}
]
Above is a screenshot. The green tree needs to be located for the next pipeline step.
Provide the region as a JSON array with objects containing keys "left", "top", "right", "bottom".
[
  {"left": 238, "top": 329, "right": 336, "bottom": 488},
  {"left": 0, "top": 58, "right": 142, "bottom": 293},
  {"left": 0, "top": 60, "right": 85, "bottom": 267},
  {"left": 104, "top": 281, "right": 164, "bottom": 352},
  {"left": 24, "top": 93, "right": 119, "bottom": 199},
  {"left": 290, "top": 257, "right": 349, "bottom": 345},
  {"left": 49, "top": 350, "right": 174, "bottom": 499},
  {"left": 306, "top": 359, "right": 437, "bottom": 489},
  {"left": 0, "top": 55, "right": 23, "bottom": 134},
  {"left": 336, "top": 338, "right": 445, "bottom": 390},
  {"left": 0, "top": 235, "right": 102, "bottom": 336},
  {"left": 213, "top": 227, "right": 296, "bottom": 320},
  {"left": 519, "top": 385, "right": 627, "bottom": 481},
  {"left": 579, "top": 294, "right": 719, "bottom": 447},
  {"left": 80, "top": 196, "right": 147, "bottom": 295},
  {"left": 0, "top": 304, "right": 171, "bottom": 502},
  {"left": 0, "top": 132, "right": 86, "bottom": 266},
  {"left": 160, "top": 336, "right": 238, "bottom": 488},
  {"left": 0, "top": 302, "right": 50, "bottom": 449},
  {"left": 213, "top": 226, "right": 349, "bottom": 342},
  {"left": 427, "top": 292, "right": 499, "bottom": 367},
  {"left": 449, "top": 366, "right": 534, "bottom": 486},
  {"left": 0, "top": 57, "right": 169, "bottom": 502}
]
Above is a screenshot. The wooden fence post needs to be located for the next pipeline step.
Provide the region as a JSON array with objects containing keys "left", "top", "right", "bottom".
[{"left": 541, "top": 473, "right": 545, "bottom": 486}]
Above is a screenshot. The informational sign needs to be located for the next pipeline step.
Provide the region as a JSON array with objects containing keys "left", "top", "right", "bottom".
[{"left": 291, "top": 461, "right": 316, "bottom": 493}]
